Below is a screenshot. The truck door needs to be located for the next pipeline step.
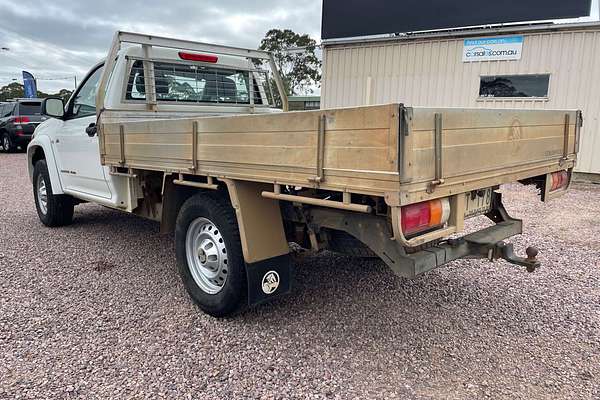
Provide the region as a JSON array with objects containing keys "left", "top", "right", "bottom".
[{"left": 52, "top": 64, "right": 112, "bottom": 200}]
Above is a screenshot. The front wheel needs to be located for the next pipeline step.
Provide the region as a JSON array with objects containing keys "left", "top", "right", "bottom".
[
  {"left": 175, "top": 193, "right": 247, "bottom": 317},
  {"left": 33, "top": 160, "right": 74, "bottom": 227}
]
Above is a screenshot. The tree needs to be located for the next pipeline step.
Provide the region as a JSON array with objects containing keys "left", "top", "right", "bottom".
[
  {"left": 0, "top": 82, "right": 73, "bottom": 102},
  {"left": 258, "top": 29, "right": 321, "bottom": 97},
  {"left": 0, "top": 82, "right": 30, "bottom": 101},
  {"left": 53, "top": 88, "right": 74, "bottom": 101}
]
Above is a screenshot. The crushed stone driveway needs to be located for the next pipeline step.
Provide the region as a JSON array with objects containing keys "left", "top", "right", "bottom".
[{"left": 1, "top": 152, "right": 599, "bottom": 399}]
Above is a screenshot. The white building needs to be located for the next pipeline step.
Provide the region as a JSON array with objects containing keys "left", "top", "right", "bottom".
[{"left": 321, "top": 22, "right": 600, "bottom": 179}]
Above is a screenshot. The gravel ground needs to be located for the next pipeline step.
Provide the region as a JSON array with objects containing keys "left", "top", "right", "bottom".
[{"left": 1, "top": 152, "right": 599, "bottom": 399}]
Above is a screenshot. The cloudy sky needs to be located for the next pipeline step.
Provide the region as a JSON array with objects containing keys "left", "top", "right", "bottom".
[
  {"left": 0, "top": 0, "right": 323, "bottom": 93},
  {"left": 0, "top": 0, "right": 597, "bottom": 93}
]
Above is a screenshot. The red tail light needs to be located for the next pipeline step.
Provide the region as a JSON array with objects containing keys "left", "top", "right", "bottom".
[
  {"left": 178, "top": 52, "right": 218, "bottom": 63},
  {"left": 401, "top": 198, "right": 451, "bottom": 236},
  {"left": 550, "top": 171, "right": 569, "bottom": 191},
  {"left": 13, "top": 116, "right": 30, "bottom": 123}
]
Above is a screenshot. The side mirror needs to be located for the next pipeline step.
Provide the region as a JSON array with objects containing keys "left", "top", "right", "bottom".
[{"left": 41, "top": 97, "right": 65, "bottom": 119}]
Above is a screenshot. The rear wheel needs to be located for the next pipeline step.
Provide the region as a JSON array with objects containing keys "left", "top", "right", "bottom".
[
  {"left": 2, "top": 134, "right": 13, "bottom": 153},
  {"left": 175, "top": 193, "right": 247, "bottom": 317},
  {"left": 33, "top": 160, "right": 74, "bottom": 227}
]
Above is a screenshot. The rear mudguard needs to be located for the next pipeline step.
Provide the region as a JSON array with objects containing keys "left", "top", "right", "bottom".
[{"left": 221, "top": 179, "right": 292, "bottom": 307}]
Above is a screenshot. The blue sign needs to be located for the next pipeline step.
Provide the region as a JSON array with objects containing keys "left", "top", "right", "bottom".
[
  {"left": 463, "top": 36, "right": 524, "bottom": 62},
  {"left": 22, "top": 71, "right": 37, "bottom": 98}
]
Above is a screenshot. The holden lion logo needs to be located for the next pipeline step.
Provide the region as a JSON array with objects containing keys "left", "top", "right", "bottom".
[{"left": 261, "top": 271, "right": 280, "bottom": 294}]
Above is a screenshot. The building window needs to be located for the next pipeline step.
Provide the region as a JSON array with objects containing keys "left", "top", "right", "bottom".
[
  {"left": 479, "top": 74, "right": 550, "bottom": 98},
  {"left": 304, "top": 101, "right": 320, "bottom": 110}
]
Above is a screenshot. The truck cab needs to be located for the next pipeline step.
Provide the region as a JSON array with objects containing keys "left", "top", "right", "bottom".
[{"left": 28, "top": 43, "right": 280, "bottom": 209}]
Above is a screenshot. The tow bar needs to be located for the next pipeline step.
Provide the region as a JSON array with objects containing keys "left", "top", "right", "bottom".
[{"left": 493, "top": 242, "right": 540, "bottom": 273}]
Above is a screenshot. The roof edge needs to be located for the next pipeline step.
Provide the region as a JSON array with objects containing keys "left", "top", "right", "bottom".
[{"left": 321, "top": 21, "right": 600, "bottom": 47}]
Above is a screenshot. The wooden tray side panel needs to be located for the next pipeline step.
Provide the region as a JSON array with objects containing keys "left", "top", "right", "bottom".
[
  {"left": 408, "top": 108, "right": 578, "bottom": 183},
  {"left": 100, "top": 104, "right": 577, "bottom": 198},
  {"left": 101, "top": 104, "right": 402, "bottom": 195}
]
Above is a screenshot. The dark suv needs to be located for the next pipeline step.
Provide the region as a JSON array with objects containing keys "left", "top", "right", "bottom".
[{"left": 0, "top": 99, "right": 45, "bottom": 152}]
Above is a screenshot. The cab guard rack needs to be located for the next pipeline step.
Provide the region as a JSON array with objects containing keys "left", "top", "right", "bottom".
[{"left": 95, "top": 31, "right": 288, "bottom": 114}]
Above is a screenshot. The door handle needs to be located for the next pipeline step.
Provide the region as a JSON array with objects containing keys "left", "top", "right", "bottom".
[{"left": 86, "top": 123, "right": 97, "bottom": 137}]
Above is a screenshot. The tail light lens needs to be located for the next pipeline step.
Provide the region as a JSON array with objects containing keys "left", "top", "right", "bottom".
[
  {"left": 550, "top": 171, "right": 569, "bottom": 191},
  {"left": 13, "top": 116, "right": 30, "bottom": 124},
  {"left": 401, "top": 198, "right": 451, "bottom": 236}
]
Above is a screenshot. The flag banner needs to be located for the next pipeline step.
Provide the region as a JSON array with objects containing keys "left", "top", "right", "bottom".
[{"left": 22, "top": 71, "right": 37, "bottom": 98}]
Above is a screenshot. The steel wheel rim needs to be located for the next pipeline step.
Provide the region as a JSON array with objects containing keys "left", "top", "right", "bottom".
[
  {"left": 2, "top": 137, "right": 8, "bottom": 150},
  {"left": 185, "top": 217, "right": 228, "bottom": 294},
  {"left": 36, "top": 174, "right": 48, "bottom": 215}
]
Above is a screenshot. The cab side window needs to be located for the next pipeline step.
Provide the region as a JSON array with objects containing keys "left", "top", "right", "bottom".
[
  {"left": 126, "top": 60, "right": 146, "bottom": 100},
  {"left": 71, "top": 66, "right": 104, "bottom": 118}
]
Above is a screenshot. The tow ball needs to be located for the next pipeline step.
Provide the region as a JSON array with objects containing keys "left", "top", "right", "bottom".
[{"left": 493, "top": 242, "right": 540, "bottom": 273}]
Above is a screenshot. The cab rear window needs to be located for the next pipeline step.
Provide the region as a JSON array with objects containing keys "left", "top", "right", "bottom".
[
  {"left": 125, "top": 60, "right": 272, "bottom": 106},
  {"left": 17, "top": 102, "right": 42, "bottom": 115}
]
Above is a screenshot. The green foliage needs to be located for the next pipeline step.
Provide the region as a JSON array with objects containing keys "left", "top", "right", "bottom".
[
  {"left": 0, "top": 82, "right": 73, "bottom": 102},
  {"left": 258, "top": 29, "right": 321, "bottom": 97},
  {"left": 53, "top": 88, "right": 74, "bottom": 101}
]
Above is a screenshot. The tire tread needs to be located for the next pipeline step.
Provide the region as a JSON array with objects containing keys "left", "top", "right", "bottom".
[
  {"left": 175, "top": 192, "right": 247, "bottom": 317},
  {"left": 33, "top": 160, "right": 74, "bottom": 227}
]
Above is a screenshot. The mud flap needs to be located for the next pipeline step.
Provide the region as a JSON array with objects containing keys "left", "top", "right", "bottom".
[{"left": 245, "top": 254, "right": 292, "bottom": 306}]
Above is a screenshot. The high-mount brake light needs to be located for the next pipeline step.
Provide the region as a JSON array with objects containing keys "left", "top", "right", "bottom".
[
  {"left": 178, "top": 52, "right": 218, "bottom": 63},
  {"left": 550, "top": 170, "right": 569, "bottom": 191},
  {"left": 13, "top": 116, "right": 30, "bottom": 123},
  {"left": 401, "top": 198, "right": 451, "bottom": 236}
]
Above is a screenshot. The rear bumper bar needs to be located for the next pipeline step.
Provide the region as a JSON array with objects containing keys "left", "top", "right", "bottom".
[
  {"left": 409, "top": 219, "right": 522, "bottom": 276},
  {"left": 309, "top": 192, "right": 538, "bottom": 278}
]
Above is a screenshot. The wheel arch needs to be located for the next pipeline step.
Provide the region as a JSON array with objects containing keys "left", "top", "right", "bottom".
[{"left": 27, "top": 138, "right": 64, "bottom": 194}]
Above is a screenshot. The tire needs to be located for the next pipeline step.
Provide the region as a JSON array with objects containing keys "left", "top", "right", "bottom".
[
  {"left": 33, "top": 160, "right": 74, "bottom": 227},
  {"left": 175, "top": 193, "right": 247, "bottom": 317},
  {"left": 2, "top": 134, "right": 14, "bottom": 153}
]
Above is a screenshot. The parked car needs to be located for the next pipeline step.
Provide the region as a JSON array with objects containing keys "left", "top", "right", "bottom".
[{"left": 0, "top": 99, "right": 45, "bottom": 152}]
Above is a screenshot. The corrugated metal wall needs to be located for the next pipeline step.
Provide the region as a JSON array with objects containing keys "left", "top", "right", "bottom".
[{"left": 321, "top": 27, "right": 600, "bottom": 174}]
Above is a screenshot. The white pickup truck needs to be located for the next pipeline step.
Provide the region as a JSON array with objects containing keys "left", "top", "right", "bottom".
[{"left": 28, "top": 32, "right": 580, "bottom": 317}]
